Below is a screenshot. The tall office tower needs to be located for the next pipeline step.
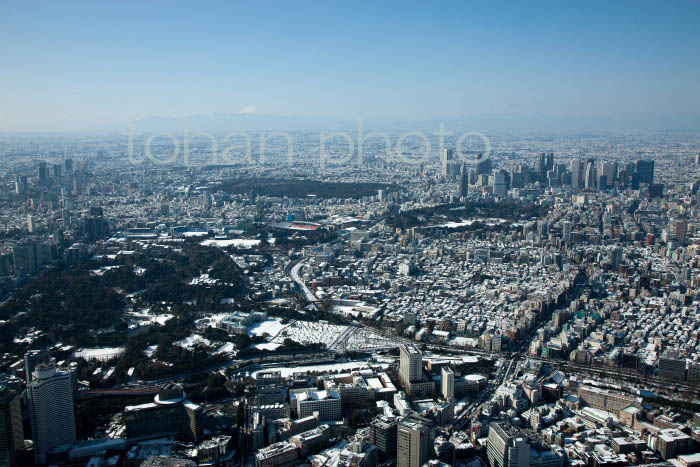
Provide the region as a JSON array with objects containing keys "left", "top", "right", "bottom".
[
  {"left": 610, "top": 246, "right": 623, "bottom": 270},
  {"left": 397, "top": 418, "right": 432, "bottom": 467},
  {"left": 492, "top": 170, "right": 508, "bottom": 197},
  {"left": 636, "top": 159, "right": 655, "bottom": 184},
  {"left": 442, "top": 149, "right": 452, "bottom": 179},
  {"left": 0, "top": 385, "right": 24, "bottom": 467},
  {"left": 459, "top": 163, "right": 469, "bottom": 198},
  {"left": 476, "top": 154, "right": 492, "bottom": 176},
  {"left": 441, "top": 367, "right": 454, "bottom": 401},
  {"left": 399, "top": 345, "right": 422, "bottom": 387},
  {"left": 658, "top": 351, "right": 686, "bottom": 381},
  {"left": 12, "top": 242, "right": 38, "bottom": 276},
  {"left": 14, "top": 176, "right": 27, "bottom": 195},
  {"left": 369, "top": 416, "right": 398, "bottom": 459},
  {"left": 601, "top": 162, "right": 617, "bottom": 186},
  {"left": 27, "top": 215, "right": 36, "bottom": 234},
  {"left": 487, "top": 422, "right": 530, "bottom": 467},
  {"left": 597, "top": 174, "right": 608, "bottom": 190},
  {"left": 538, "top": 153, "right": 547, "bottom": 182},
  {"left": 670, "top": 219, "right": 687, "bottom": 244},
  {"left": 0, "top": 254, "right": 12, "bottom": 277},
  {"left": 584, "top": 160, "right": 596, "bottom": 190},
  {"left": 38, "top": 161, "right": 48, "bottom": 186},
  {"left": 53, "top": 164, "right": 61, "bottom": 179},
  {"left": 64, "top": 158, "right": 73, "bottom": 174},
  {"left": 72, "top": 178, "right": 81, "bottom": 196},
  {"left": 24, "top": 349, "right": 51, "bottom": 383},
  {"left": 28, "top": 364, "right": 76, "bottom": 464},
  {"left": 62, "top": 209, "right": 71, "bottom": 229},
  {"left": 546, "top": 152, "right": 554, "bottom": 172},
  {"left": 570, "top": 159, "right": 584, "bottom": 189}
]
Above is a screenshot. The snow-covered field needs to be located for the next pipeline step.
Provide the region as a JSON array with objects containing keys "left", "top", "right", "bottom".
[
  {"left": 270, "top": 321, "right": 348, "bottom": 347},
  {"left": 247, "top": 318, "right": 289, "bottom": 338},
  {"left": 201, "top": 238, "right": 261, "bottom": 248},
  {"left": 74, "top": 347, "right": 125, "bottom": 361},
  {"left": 127, "top": 308, "right": 174, "bottom": 329},
  {"left": 90, "top": 265, "right": 122, "bottom": 276},
  {"left": 253, "top": 342, "right": 282, "bottom": 351},
  {"left": 175, "top": 334, "right": 211, "bottom": 350},
  {"left": 189, "top": 273, "right": 219, "bottom": 285},
  {"left": 251, "top": 361, "right": 371, "bottom": 378}
]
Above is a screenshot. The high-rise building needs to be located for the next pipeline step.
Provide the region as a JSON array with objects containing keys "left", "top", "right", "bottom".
[
  {"left": 584, "top": 159, "right": 596, "bottom": 190},
  {"left": 0, "top": 385, "right": 24, "bottom": 467},
  {"left": 476, "top": 155, "right": 492, "bottom": 176},
  {"left": 562, "top": 221, "right": 572, "bottom": 244},
  {"left": 658, "top": 351, "right": 686, "bottom": 380},
  {"left": 610, "top": 247, "right": 623, "bottom": 270},
  {"left": 459, "top": 163, "right": 469, "bottom": 198},
  {"left": 538, "top": 153, "right": 547, "bottom": 183},
  {"left": 486, "top": 422, "right": 530, "bottom": 467},
  {"left": 27, "top": 363, "right": 76, "bottom": 464},
  {"left": 546, "top": 152, "right": 554, "bottom": 172},
  {"left": 38, "top": 161, "right": 48, "bottom": 186},
  {"left": 399, "top": 345, "right": 433, "bottom": 397},
  {"left": 24, "top": 349, "right": 50, "bottom": 383},
  {"left": 399, "top": 345, "right": 422, "bottom": 387},
  {"left": 636, "top": 159, "right": 654, "bottom": 184},
  {"left": 442, "top": 149, "right": 452, "bottom": 179},
  {"left": 397, "top": 417, "right": 432, "bottom": 467},
  {"left": 64, "top": 158, "right": 73, "bottom": 174},
  {"left": 601, "top": 162, "right": 617, "bottom": 186},
  {"left": 441, "top": 367, "right": 454, "bottom": 401},
  {"left": 492, "top": 170, "right": 509, "bottom": 197},
  {"left": 12, "top": 242, "right": 38, "bottom": 276},
  {"left": 570, "top": 159, "right": 584, "bottom": 189},
  {"left": 670, "top": 219, "right": 687, "bottom": 244},
  {"left": 14, "top": 176, "right": 27, "bottom": 195},
  {"left": 27, "top": 215, "right": 36, "bottom": 234},
  {"left": 369, "top": 416, "right": 398, "bottom": 459}
]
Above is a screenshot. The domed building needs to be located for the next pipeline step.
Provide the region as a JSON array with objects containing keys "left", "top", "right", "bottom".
[{"left": 124, "top": 383, "right": 203, "bottom": 441}]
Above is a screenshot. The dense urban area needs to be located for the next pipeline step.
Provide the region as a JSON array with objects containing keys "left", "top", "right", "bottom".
[{"left": 2, "top": 129, "right": 700, "bottom": 467}]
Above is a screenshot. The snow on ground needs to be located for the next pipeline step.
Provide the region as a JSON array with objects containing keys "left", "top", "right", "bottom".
[
  {"left": 271, "top": 321, "right": 348, "bottom": 347},
  {"left": 195, "top": 313, "right": 231, "bottom": 329},
  {"left": 182, "top": 231, "right": 208, "bottom": 237},
  {"left": 251, "top": 361, "right": 370, "bottom": 379},
  {"left": 253, "top": 342, "right": 281, "bottom": 351},
  {"left": 127, "top": 308, "right": 174, "bottom": 329},
  {"left": 247, "top": 318, "right": 289, "bottom": 338},
  {"left": 189, "top": 273, "right": 219, "bottom": 285},
  {"left": 215, "top": 342, "right": 236, "bottom": 354},
  {"left": 449, "top": 336, "right": 479, "bottom": 348},
  {"left": 175, "top": 334, "right": 211, "bottom": 350},
  {"left": 144, "top": 345, "right": 158, "bottom": 357},
  {"left": 201, "top": 238, "right": 261, "bottom": 248},
  {"left": 329, "top": 304, "right": 361, "bottom": 317},
  {"left": 90, "top": 265, "right": 122, "bottom": 276},
  {"left": 436, "top": 218, "right": 509, "bottom": 228},
  {"left": 74, "top": 347, "right": 125, "bottom": 361}
]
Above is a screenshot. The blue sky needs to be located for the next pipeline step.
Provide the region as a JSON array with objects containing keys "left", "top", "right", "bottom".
[{"left": 1, "top": 1, "right": 700, "bottom": 131}]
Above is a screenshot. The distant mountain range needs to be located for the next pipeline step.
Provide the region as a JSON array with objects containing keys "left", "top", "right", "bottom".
[
  {"left": 3, "top": 111, "right": 700, "bottom": 135},
  {"left": 119, "top": 112, "right": 700, "bottom": 134}
]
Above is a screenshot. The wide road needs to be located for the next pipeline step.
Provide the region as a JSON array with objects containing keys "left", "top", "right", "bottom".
[{"left": 289, "top": 260, "right": 318, "bottom": 303}]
